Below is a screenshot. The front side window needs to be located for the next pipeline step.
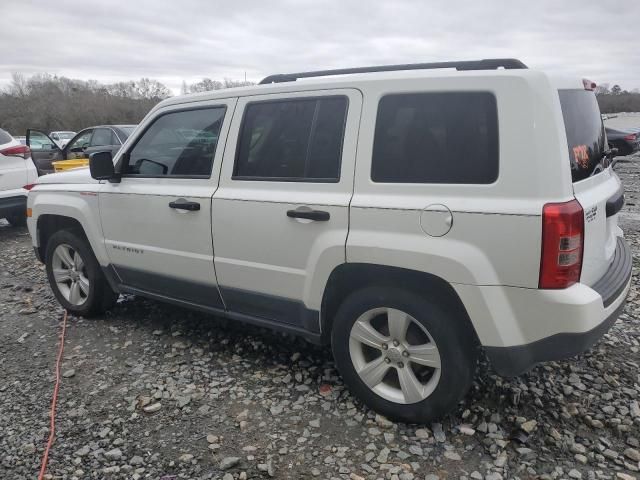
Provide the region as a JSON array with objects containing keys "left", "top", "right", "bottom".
[
  {"left": 125, "top": 107, "right": 226, "bottom": 177},
  {"left": 372, "top": 92, "right": 499, "bottom": 184},
  {"left": 67, "top": 130, "right": 93, "bottom": 152},
  {"left": 234, "top": 96, "right": 348, "bottom": 181}
]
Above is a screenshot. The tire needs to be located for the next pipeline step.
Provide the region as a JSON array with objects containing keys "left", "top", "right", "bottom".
[
  {"left": 45, "top": 229, "right": 117, "bottom": 317},
  {"left": 6, "top": 215, "right": 27, "bottom": 227},
  {"left": 331, "top": 286, "right": 478, "bottom": 423}
]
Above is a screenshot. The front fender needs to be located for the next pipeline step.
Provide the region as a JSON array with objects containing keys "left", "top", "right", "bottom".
[{"left": 28, "top": 189, "right": 108, "bottom": 265}]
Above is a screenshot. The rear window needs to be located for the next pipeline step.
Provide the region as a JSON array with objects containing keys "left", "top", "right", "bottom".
[
  {"left": 558, "top": 89, "right": 607, "bottom": 182},
  {"left": 372, "top": 92, "right": 499, "bottom": 184},
  {"left": 0, "top": 129, "right": 13, "bottom": 144}
]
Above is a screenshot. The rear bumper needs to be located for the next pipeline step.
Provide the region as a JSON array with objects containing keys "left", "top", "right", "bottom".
[
  {"left": 0, "top": 195, "right": 27, "bottom": 219},
  {"left": 485, "top": 237, "right": 632, "bottom": 377}
]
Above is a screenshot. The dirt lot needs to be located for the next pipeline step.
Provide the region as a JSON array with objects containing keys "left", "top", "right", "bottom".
[{"left": 1, "top": 155, "right": 639, "bottom": 480}]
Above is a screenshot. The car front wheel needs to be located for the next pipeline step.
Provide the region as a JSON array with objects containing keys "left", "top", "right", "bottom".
[{"left": 45, "top": 229, "right": 117, "bottom": 317}]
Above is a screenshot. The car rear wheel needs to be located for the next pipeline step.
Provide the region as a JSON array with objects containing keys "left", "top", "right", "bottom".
[
  {"left": 331, "top": 286, "right": 478, "bottom": 423},
  {"left": 45, "top": 229, "right": 117, "bottom": 317}
]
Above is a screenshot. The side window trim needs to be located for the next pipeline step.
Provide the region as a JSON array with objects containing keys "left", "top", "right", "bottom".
[
  {"left": 120, "top": 105, "right": 228, "bottom": 179},
  {"left": 231, "top": 95, "right": 349, "bottom": 183}
]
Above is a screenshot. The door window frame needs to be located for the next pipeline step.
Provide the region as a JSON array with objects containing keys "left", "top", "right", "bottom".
[{"left": 119, "top": 104, "right": 229, "bottom": 180}]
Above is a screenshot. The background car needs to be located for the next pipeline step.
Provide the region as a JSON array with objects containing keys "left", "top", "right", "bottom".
[
  {"left": 0, "top": 129, "right": 38, "bottom": 226},
  {"left": 14, "top": 135, "right": 27, "bottom": 145},
  {"left": 27, "top": 125, "right": 136, "bottom": 174},
  {"left": 606, "top": 126, "right": 640, "bottom": 156},
  {"left": 49, "top": 131, "right": 76, "bottom": 148}
]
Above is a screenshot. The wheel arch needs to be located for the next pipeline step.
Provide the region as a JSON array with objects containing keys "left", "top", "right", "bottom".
[{"left": 320, "top": 263, "right": 479, "bottom": 345}]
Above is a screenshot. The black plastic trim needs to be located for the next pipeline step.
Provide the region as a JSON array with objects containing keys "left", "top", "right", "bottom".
[
  {"left": 486, "top": 299, "right": 626, "bottom": 377},
  {"left": 100, "top": 266, "right": 322, "bottom": 341},
  {"left": 259, "top": 58, "right": 528, "bottom": 84},
  {"left": 113, "top": 265, "right": 225, "bottom": 310},
  {"left": 606, "top": 186, "right": 625, "bottom": 218},
  {"left": 486, "top": 238, "right": 631, "bottom": 377},
  {"left": 219, "top": 286, "right": 321, "bottom": 333},
  {"left": 591, "top": 237, "right": 632, "bottom": 307}
]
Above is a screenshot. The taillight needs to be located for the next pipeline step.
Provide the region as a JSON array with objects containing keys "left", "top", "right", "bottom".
[
  {"left": 23, "top": 184, "right": 36, "bottom": 191},
  {"left": 582, "top": 78, "right": 597, "bottom": 91},
  {"left": 624, "top": 133, "right": 637, "bottom": 141},
  {"left": 539, "top": 199, "right": 584, "bottom": 289},
  {"left": 0, "top": 145, "right": 31, "bottom": 159}
]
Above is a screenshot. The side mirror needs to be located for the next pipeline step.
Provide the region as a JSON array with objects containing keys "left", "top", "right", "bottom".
[{"left": 89, "top": 151, "right": 118, "bottom": 182}]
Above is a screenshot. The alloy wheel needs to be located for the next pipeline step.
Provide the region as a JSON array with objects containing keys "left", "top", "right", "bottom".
[
  {"left": 51, "top": 243, "right": 89, "bottom": 306},
  {"left": 348, "top": 307, "right": 442, "bottom": 404}
]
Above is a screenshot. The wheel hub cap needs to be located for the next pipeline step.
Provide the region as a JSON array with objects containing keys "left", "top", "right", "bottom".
[
  {"left": 348, "top": 307, "right": 442, "bottom": 405},
  {"left": 385, "top": 346, "right": 404, "bottom": 363}
]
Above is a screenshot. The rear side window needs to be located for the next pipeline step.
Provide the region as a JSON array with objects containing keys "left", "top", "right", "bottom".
[
  {"left": 372, "top": 92, "right": 499, "bottom": 184},
  {"left": 234, "top": 96, "right": 348, "bottom": 181},
  {"left": 558, "top": 89, "right": 606, "bottom": 182},
  {"left": 91, "top": 128, "right": 114, "bottom": 147},
  {"left": 0, "top": 129, "right": 13, "bottom": 144}
]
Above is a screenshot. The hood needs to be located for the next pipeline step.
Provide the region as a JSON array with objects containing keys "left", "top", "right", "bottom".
[{"left": 36, "top": 167, "right": 99, "bottom": 185}]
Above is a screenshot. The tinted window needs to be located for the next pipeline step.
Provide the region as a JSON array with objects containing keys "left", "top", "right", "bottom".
[
  {"left": 91, "top": 128, "right": 114, "bottom": 147},
  {"left": 0, "top": 129, "right": 13, "bottom": 144},
  {"left": 558, "top": 89, "right": 606, "bottom": 182},
  {"left": 125, "top": 108, "right": 225, "bottom": 177},
  {"left": 372, "top": 92, "right": 499, "bottom": 184},
  {"left": 234, "top": 96, "right": 348, "bottom": 181}
]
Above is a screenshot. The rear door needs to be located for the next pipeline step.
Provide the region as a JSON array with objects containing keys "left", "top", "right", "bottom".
[
  {"left": 558, "top": 88, "right": 622, "bottom": 285},
  {"left": 212, "top": 89, "right": 361, "bottom": 327}
]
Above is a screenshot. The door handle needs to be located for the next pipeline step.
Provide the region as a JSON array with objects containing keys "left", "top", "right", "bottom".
[
  {"left": 169, "top": 200, "right": 200, "bottom": 211},
  {"left": 286, "top": 209, "right": 330, "bottom": 221}
]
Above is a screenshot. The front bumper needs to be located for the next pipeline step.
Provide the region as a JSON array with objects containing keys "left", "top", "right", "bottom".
[{"left": 486, "top": 237, "right": 632, "bottom": 377}]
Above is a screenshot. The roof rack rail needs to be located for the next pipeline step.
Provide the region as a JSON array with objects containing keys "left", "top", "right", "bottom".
[{"left": 259, "top": 58, "right": 528, "bottom": 84}]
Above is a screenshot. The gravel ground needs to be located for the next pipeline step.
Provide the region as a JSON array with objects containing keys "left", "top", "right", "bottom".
[{"left": 1, "top": 155, "right": 639, "bottom": 480}]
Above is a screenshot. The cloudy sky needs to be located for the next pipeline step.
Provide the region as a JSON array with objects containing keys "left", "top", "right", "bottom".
[{"left": 2, "top": 0, "right": 639, "bottom": 94}]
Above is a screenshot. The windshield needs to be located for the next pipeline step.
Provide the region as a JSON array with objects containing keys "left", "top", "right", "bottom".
[
  {"left": 58, "top": 132, "right": 75, "bottom": 139},
  {"left": 558, "top": 89, "right": 607, "bottom": 182}
]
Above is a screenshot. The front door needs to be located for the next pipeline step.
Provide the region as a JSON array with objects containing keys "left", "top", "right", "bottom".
[
  {"left": 212, "top": 89, "right": 362, "bottom": 329},
  {"left": 99, "top": 99, "right": 236, "bottom": 308}
]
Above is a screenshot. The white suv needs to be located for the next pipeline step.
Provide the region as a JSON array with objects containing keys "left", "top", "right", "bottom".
[
  {"left": 26, "top": 59, "right": 632, "bottom": 422},
  {"left": 0, "top": 129, "right": 37, "bottom": 226}
]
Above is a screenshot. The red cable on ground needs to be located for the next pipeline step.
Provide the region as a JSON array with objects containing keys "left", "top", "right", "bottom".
[{"left": 37, "top": 309, "right": 68, "bottom": 480}]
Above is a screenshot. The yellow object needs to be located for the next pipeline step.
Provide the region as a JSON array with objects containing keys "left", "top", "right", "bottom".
[{"left": 51, "top": 158, "right": 89, "bottom": 172}]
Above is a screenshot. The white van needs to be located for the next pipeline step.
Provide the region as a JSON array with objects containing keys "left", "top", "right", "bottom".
[{"left": 26, "top": 59, "right": 631, "bottom": 422}]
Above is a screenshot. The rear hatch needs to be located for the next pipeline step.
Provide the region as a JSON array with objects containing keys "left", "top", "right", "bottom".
[{"left": 558, "top": 88, "right": 622, "bottom": 285}]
